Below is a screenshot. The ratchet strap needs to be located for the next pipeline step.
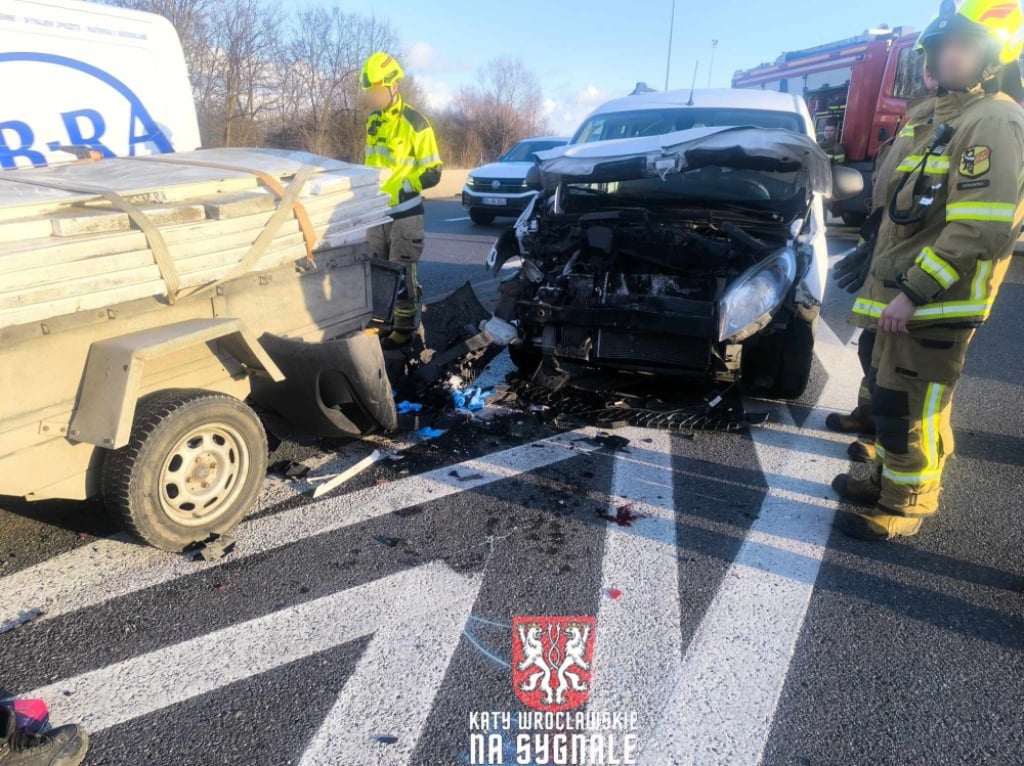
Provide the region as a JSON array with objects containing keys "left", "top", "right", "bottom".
[
  {"left": 129, "top": 155, "right": 319, "bottom": 263},
  {"left": 2, "top": 156, "right": 321, "bottom": 305},
  {"left": 199, "top": 163, "right": 317, "bottom": 293},
  {"left": 0, "top": 174, "right": 182, "bottom": 302}
]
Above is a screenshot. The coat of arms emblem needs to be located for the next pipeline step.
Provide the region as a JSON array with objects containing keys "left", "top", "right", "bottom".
[{"left": 512, "top": 615, "right": 595, "bottom": 711}]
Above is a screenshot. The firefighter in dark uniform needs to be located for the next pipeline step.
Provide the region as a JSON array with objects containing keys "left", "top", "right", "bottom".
[
  {"left": 818, "top": 118, "right": 847, "bottom": 164},
  {"left": 829, "top": 67, "right": 940, "bottom": 464},
  {"left": 832, "top": 0, "right": 1024, "bottom": 541}
]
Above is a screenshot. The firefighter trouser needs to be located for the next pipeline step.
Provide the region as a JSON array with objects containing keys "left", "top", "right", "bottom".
[
  {"left": 853, "top": 329, "right": 877, "bottom": 428},
  {"left": 869, "top": 328, "right": 974, "bottom": 517},
  {"left": 366, "top": 213, "right": 425, "bottom": 332}
]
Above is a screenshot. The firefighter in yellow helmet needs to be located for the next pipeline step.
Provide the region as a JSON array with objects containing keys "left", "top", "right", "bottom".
[
  {"left": 361, "top": 52, "right": 443, "bottom": 346},
  {"left": 832, "top": 0, "right": 1024, "bottom": 541}
]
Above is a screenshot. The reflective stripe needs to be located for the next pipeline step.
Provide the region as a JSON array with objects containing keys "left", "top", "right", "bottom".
[
  {"left": 911, "top": 300, "right": 993, "bottom": 319},
  {"left": 896, "top": 155, "right": 950, "bottom": 174},
  {"left": 389, "top": 194, "right": 423, "bottom": 214},
  {"left": 898, "top": 125, "right": 918, "bottom": 138},
  {"left": 915, "top": 247, "right": 959, "bottom": 289},
  {"left": 853, "top": 294, "right": 995, "bottom": 322},
  {"left": 852, "top": 298, "right": 886, "bottom": 318},
  {"left": 416, "top": 153, "right": 441, "bottom": 167},
  {"left": 946, "top": 202, "right": 1016, "bottom": 222},
  {"left": 971, "top": 259, "right": 994, "bottom": 301},
  {"left": 883, "top": 466, "right": 945, "bottom": 484},
  {"left": 882, "top": 382, "right": 945, "bottom": 486}
]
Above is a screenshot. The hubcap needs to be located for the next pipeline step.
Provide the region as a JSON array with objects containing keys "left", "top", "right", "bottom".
[{"left": 159, "top": 422, "right": 250, "bottom": 527}]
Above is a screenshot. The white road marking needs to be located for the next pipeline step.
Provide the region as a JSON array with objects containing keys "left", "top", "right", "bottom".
[
  {"left": 589, "top": 429, "right": 683, "bottom": 723},
  {"left": 641, "top": 320, "right": 862, "bottom": 764},
  {"left": 0, "top": 429, "right": 599, "bottom": 629},
  {"left": 11, "top": 561, "right": 479, "bottom": 766},
  {"left": 443, "top": 216, "right": 471, "bottom": 222}
]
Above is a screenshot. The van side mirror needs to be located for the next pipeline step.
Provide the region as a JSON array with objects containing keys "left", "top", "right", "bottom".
[{"left": 832, "top": 166, "right": 864, "bottom": 201}]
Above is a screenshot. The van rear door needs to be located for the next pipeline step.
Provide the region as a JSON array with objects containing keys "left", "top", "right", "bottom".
[{"left": 0, "top": 0, "right": 200, "bottom": 169}]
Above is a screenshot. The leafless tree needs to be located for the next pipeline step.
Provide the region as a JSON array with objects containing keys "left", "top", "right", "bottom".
[
  {"left": 438, "top": 57, "right": 548, "bottom": 166},
  {"left": 210, "top": 0, "right": 283, "bottom": 146},
  {"left": 106, "top": 2, "right": 546, "bottom": 166}
]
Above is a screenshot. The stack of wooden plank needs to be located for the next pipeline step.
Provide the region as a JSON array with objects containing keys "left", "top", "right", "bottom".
[{"left": 0, "top": 148, "right": 392, "bottom": 329}]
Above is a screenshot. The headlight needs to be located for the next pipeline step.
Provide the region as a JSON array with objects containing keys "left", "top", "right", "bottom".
[
  {"left": 466, "top": 176, "right": 476, "bottom": 188},
  {"left": 717, "top": 246, "right": 797, "bottom": 342}
]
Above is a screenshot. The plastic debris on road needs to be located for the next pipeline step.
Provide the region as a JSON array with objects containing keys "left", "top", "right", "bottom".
[
  {"left": 413, "top": 426, "right": 446, "bottom": 441},
  {"left": 185, "top": 533, "right": 237, "bottom": 561},
  {"left": 396, "top": 401, "right": 423, "bottom": 415},
  {"left": 449, "top": 469, "right": 485, "bottom": 482},
  {"left": 451, "top": 385, "right": 496, "bottom": 413},
  {"left": 311, "top": 449, "right": 383, "bottom": 498},
  {"left": 480, "top": 316, "right": 517, "bottom": 346},
  {"left": 267, "top": 459, "right": 311, "bottom": 480}
]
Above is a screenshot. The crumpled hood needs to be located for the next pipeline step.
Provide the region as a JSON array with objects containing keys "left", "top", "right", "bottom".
[{"left": 535, "top": 126, "right": 832, "bottom": 197}]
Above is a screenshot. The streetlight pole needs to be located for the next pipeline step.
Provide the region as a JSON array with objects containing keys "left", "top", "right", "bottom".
[
  {"left": 708, "top": 39, "right": 719, "bottom": 88},
  {"left": 665, "top": 0, "right": 676, "bottom": 91}
]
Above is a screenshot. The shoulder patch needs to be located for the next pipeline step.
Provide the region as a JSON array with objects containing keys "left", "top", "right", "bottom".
[
  {"left": 959, "top": 145, "right": 991, "bottom": 178},
  {"left": 402, "top": 105, "right": 430, "bottom": 132}
]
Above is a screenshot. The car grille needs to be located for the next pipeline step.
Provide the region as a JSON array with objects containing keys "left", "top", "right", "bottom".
[
  {"left": 596, "top": 331, "right": 710, "bottom": 369},
  {"left": 472, "top": 178, "right": 526, "bottom": 193}
]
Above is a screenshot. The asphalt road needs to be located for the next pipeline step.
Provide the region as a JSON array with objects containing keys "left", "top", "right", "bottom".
[{"left": 1, "top": 205, "right": 1022, "bottom": 766}]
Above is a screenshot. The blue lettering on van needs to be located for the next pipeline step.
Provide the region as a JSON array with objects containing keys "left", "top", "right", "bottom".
[
  {"left": 0, "top": 51, "right": 174, "bottom": 168},
  {"left": 0, "top": 121, "right": 47, "bottom": 167},
  {"left": 59, "top": 109, "right": 115, "bottom": 157}
]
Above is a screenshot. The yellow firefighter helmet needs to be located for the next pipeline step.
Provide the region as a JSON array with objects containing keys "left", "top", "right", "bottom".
[
  {"left": 361, "top": 52, "right": 405, "bottom": 90},
  {"left": 917, "top": 0, "right": 1024, "bottom": 64}
]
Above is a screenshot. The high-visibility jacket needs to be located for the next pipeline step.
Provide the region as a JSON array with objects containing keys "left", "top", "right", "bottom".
[
  {"left": 364, "top": 95, "right": 443, "bottom": 219},
  {"left": 850, "top": 85, "right": 1024, "bottom": 332}
]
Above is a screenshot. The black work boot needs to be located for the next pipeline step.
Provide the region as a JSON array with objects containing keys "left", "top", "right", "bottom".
[
  {"left": 831, "top": 473, "right": 881, "bottom": 507},
  {"left": 380, "top": 330, "right": 413, "bottom": 349},
  {"left": 825, "top": 409, "right": 873, "bottom": 434},
  {"left": 834, "top": 508, "right": 923, "bottom": 541},
  {"left": 0, "top": 706, "right": 88, "bottom": 766},
  {"left": 847, "top": 439, "right": 877, "bottom": 463}
]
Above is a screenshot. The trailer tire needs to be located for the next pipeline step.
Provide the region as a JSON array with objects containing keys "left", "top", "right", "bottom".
[{"left": 101, "top": 389, "right": 268, "bottom": 551}]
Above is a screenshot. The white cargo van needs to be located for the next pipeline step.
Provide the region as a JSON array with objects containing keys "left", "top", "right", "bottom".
[{"left": 0, "top": 0, "right": 200, "bottom": 168}]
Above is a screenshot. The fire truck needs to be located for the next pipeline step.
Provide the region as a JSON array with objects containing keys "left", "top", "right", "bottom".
[{"left": 733, "top": 27, "right": 924, "bottom": 225}]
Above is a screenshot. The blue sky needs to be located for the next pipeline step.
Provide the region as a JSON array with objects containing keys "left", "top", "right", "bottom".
[{"left": 317, "top": 0, "right": 944, "bottom": 133}]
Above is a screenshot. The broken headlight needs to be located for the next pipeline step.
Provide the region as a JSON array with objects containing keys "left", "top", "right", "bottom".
[{"left": 716, "top": 246, "right": 797, "bottom": 343}]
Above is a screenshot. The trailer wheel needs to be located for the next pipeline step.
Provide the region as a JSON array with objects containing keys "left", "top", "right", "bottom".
[{"left": 101, "top": 389, "right": 268, "bottom": 551}]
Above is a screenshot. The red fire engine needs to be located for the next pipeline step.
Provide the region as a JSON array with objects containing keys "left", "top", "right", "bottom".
[{"left": 733, "top": 27, "right": 924, "bottom": 225}]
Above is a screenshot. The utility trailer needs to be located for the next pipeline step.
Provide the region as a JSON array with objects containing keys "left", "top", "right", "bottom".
[{"left": 0, "top": 149, "right": 404, "bottom": 550}]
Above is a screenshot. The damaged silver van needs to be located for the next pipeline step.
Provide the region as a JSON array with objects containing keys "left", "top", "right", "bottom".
[{"left": 488, "top": 90, "right": 863, "bottom": 399}]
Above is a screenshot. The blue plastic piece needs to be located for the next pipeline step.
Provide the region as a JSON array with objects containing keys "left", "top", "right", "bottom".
[
  {"left": 413, "top": 426, "right": 446, "bottom": 440},
  {"left": 451, "top": 386, "right": 496, "bottom": 412}
]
